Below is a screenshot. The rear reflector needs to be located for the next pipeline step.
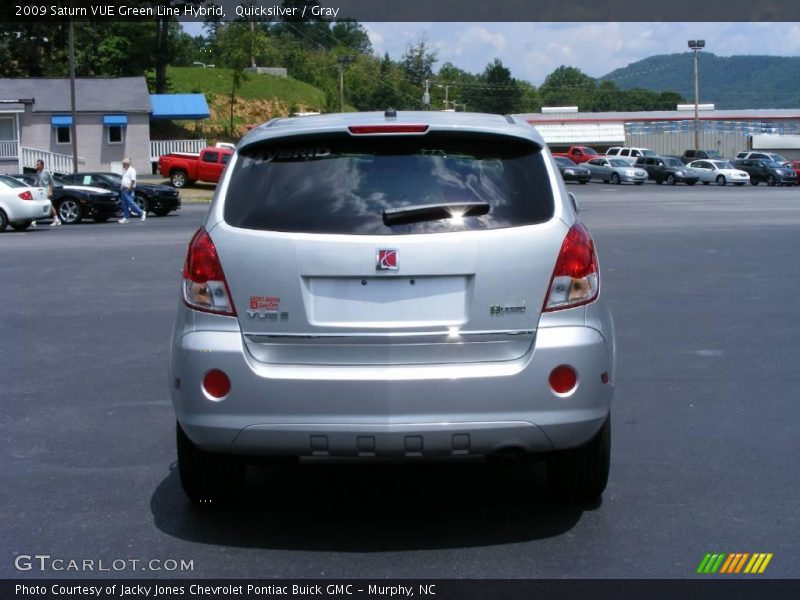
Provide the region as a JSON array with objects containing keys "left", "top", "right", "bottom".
[
  {"left": 348, "top": 125, "right": 429, "bottom": 134},
  {"left": 543, "top": 222, "right": 599, "bottom": 312},
  {"left": 182, "top": 228, "right": 236, "bottom": 316},
  {"left": 549, "top": 365, "right": 578, "bottom": 394},
  {"left": 18, "top": 191, "right": 32, "bottom": 200},
  {"left": 203, "top": 369, "right": 230, "bottom": 399}
]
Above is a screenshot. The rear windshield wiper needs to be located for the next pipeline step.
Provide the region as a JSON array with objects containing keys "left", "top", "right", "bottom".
[{"left": 383, "top": 201, "right": 490, "bottom": 226}]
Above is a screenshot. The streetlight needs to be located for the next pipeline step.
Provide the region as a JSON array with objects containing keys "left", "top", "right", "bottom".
[{"left": 688, "top": 39, "right": 705, "bottom": 151}]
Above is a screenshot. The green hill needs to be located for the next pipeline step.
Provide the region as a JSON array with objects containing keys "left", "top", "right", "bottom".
[
  {"left": 601, "top": 53, "right": 800, "bottom": 109},
  {"left": 151, "top": 66, "right": 330, "bottom": 139}
]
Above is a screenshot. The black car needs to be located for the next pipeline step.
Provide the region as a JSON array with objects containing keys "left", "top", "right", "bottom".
[
  {"left": 553, "top": 156, "right": 591, "bottom": 184},
  {"left": 11, "top": 174, "right": 121, "bottom": 224},
  {"left": 60, "top": 172, "right": 181, "bottom": 216},
  {"left": 732, "top": 159, "right": 797, "bottom": 186},
  {"left": 635, "top": 156, "right": 699, "bottom": 186}
]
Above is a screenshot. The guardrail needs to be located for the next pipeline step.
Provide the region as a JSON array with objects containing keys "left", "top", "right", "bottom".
[
  {"left": 21, "top": 147, "right": 84, "bottom": 174},
  {"left": 150, "top": 139, "right": 206, "bottom": 162},
  {"left": 0, "top": 140, "right": 18, "bottom": 159}
]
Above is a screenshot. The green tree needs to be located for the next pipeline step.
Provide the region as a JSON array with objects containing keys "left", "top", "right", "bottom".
[{"left": 540, "top": 65, "right": 597, "bottom": 108}]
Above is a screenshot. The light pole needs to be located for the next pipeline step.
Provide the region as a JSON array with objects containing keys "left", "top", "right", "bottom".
[{"left": 688, "top": 39, "right": 705, "bottom": 151}]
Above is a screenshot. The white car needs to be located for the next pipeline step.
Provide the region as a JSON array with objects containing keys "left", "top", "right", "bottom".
[
  {"left": 686, "top": 160, "right": 750, "bottom": 186},
  {"left": 0, "top": 175, "right": 51, "bottom": 231}
]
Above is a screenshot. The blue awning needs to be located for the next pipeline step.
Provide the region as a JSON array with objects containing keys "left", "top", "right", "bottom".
[
  {"left": 103, "top": 114, "right": 128, "bottom": 126},
  {"left": 150, "top": 94, "right": 210, "bottom": 120},
  {"left": 51, "top": 115, "right": 73, "bottom": 127}
]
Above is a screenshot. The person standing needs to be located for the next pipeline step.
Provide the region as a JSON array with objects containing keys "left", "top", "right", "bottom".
[
  {"left": 119, "top": 157, "right": 145, "bottom": 223},
  {"left": 33, "top": 159, "right": 61, "bottom": 226}
]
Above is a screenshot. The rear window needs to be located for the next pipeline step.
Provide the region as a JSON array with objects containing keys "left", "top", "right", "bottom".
[{"left": 224, "top": 133, "right": 554, "bottom": 235}]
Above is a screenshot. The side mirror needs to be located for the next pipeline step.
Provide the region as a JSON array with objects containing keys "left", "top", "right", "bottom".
[{"left": 568, "top": 192, "right": 579, "bottom": 214}]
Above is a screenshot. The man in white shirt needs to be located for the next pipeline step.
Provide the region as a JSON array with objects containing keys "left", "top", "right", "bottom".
[{"left": 119, "top": 157, "right": 145, "bottom": 223}]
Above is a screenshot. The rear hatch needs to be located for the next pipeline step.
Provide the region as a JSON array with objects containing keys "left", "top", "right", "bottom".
[{"left": 212, "top": 130, "right": 566, "bottom": 366}]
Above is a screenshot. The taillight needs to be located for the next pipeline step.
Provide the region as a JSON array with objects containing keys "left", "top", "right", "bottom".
[
  {"left": 18, "top": 191, "right": 32, "bottom": 200},
  {"left": 543, "top": 222, "right": 599, "bottom": 312},
  {"left": 182, "top": 228, "right": 236, "bottom": 316}
]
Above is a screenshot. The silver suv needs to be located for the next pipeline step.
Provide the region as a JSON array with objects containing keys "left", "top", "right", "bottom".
[{"left": 170, "top": 111, "right": 616, "bottom": 503}]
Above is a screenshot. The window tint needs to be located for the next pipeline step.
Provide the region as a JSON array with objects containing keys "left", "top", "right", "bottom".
[
  {"left": 202, "top": 151, "right": 219, "bottom": 163},
  {"left": 224, "top": 133, "right": 555, "bottom": 235},
  {"left": 221, "top": 153, "right": 231, "bottom": 165}
]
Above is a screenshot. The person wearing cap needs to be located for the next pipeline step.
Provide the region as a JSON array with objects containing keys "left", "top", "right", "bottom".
[{"left": 119, "top": 157, "right": 145, "bottom": 223}]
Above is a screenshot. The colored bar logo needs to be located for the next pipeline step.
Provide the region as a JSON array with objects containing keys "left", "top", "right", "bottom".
[{"left": 697, "top": 553, "right": 773, "bottom": 574}]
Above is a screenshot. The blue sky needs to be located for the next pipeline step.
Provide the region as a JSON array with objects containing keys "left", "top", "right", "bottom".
[{"left": 182, "top": 22, "right": 800, "bottom": 84}]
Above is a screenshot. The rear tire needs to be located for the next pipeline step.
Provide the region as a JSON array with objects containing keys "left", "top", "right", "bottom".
[
  {"left": 176, "top": 422, "right": 245, "bottom": 504},
  {"left": 0, "top": 210, "right": 9, "bottom": 231},
  {"left": 10, "top": 220, "right": 32, "bottom": 231},
  {"left": 134, "top": 194, "right": 148, "bottom": 215},
  {"left": 170, "top": 170, "right": 188, "bottom": 188},
  {"left": 547, "top": 417, "right": 611, "bottom": 502}
]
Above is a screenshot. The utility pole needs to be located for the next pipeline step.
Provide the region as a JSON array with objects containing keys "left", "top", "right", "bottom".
[
  {"left": 688, "top": 39, "right": 705, "bottom": 151},
  {"left": 422, "top": 79, "right": 431, "bottom": 109},
  {"left": 337, "top": 55, "right": 354, "bottom": 113},
  {"left": 68, "top": 18, "right": 78, "bottom": 173},
  {"left": 437, "top": 83, "right": 451, "bottom": 110}
]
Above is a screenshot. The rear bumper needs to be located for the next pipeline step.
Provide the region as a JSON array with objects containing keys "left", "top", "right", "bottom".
[
  {"left": 9, "top": 200, "right": 52, "bottom": 221},
  {"left": 170, "top": 323, "right": 615, "bottom": 458}
]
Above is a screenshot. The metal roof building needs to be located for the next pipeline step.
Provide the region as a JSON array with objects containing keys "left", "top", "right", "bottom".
[{"left": 514, "top": 108, "right": 800, "bottom": 158}]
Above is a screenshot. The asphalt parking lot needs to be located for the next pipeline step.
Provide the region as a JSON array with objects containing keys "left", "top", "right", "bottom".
[{"left": 3, "top": 183, "right": 800, "bottom": 579}]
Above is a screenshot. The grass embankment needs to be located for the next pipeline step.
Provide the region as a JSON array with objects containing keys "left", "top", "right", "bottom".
[{"left": 152, "top": 66, "right": 329, "bottom": 140}]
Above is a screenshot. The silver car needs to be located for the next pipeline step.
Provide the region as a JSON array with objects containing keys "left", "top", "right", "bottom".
[
  {"left": 170, "top": 111, "right": 616, "bottom": 503},
  {"left": 585, "top": 157, "right": 648, "bottom": 185}
]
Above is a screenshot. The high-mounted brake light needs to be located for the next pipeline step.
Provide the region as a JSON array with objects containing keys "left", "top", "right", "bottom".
[
  {"left": 182, "top": 228, "right": 236, "bottom": 316},
  {"left": 348, "top": 125, "right": 429, "bottom": 134},
  {"left": 18, "top": 191, "right": 32, "bottom": 200},
  {"left": 543, "top": 222, "right": 599, "bottom": 312}
]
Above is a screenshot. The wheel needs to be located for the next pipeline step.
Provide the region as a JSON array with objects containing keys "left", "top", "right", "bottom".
[
  {"left": 177, "top": 422, "right": 245, "bottom": 504},
  {"left": 0, "top": 209, "right": 9, "bottom": 232},
  {"left": 57, "top": 198, "right": 83, "bottom": 224},
  {"left": 10, "top": 220, "right": 33, "bottom": 231},
  {"left": 610, "top": 173, "right": 621, "bottom": 185},
  {"left": 93, "top": 215, "right": 110, "bottom": 223},
  {"left": 547, "top": 417, "right": 611, "bottom": 502},
  {"left": 665, "top": 174, "right": 676, "bottom": 186},
  {"left": 766, "top": 175, "right": 776, "bottom": 187},
  {"left": 170, "top": 170, "right": 188, "bottom": 188},
  {"left": 152, "top": 208, "right": 171, "bottom": 217},
  {"left": 134, "top": 194, "right": 149, "bottom": 215},
  {"left": 716, "top": 175, "right": 727, "bottom": 186}
]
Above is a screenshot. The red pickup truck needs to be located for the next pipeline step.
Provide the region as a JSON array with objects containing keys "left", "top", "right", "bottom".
[
  {"left": 551, "top": 146, "right": 601, "bottom": 164},
  {"left": 158, "top": 147, "right": 233, "bottom": 188}
]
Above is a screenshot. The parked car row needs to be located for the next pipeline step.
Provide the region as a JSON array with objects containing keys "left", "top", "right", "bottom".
[
  {"left": 0, "top": 172, "right": 181, "bottom": 231},
  {"left": 550, "top": 146, "right": 799, "bottom": 187}
]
